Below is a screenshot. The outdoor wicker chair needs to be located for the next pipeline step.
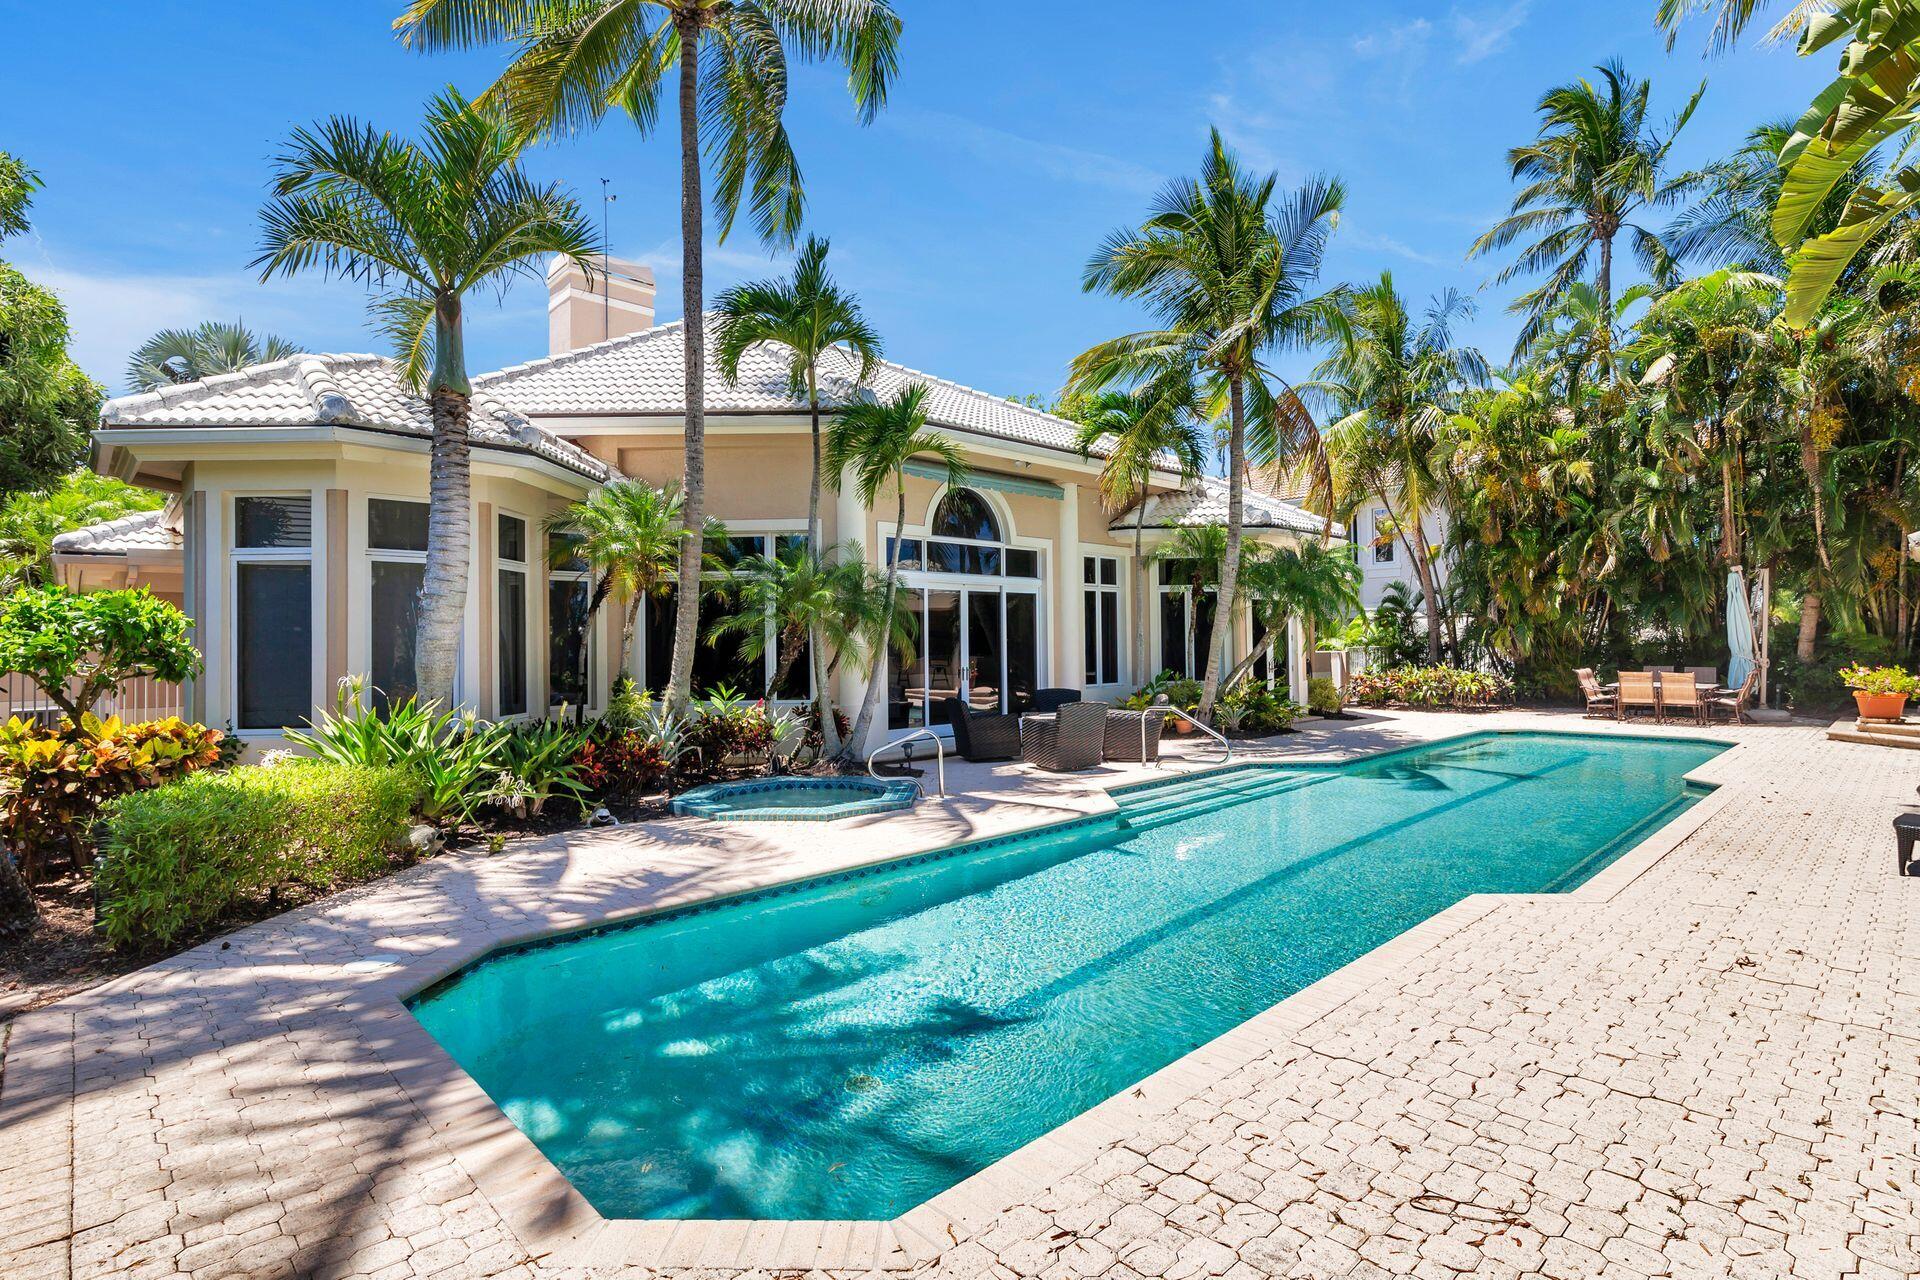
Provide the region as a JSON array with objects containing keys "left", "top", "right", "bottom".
[
  {"left": 1575, "top": 668, "right": 1616, "bottom": 719},
  {"left": 1705, "top": 668, "right": 1759, "bottom": 725},
  {"left": 1029, "top": 688, "right": 1083, "bottom": 714},
  {"left": 939, "top": 697, "right": 1021, "bottom": 762},
  {"left": 1617, "top": 671, "right": 1661, "bottom": 723},
  {"left": 1021, "top": 701, "right": 1110, "bottom": 772},
  {"left": 1685, "top": 665, "right": 1720, "bottom": 689},
  {"left": 1103, "top": 707, "right": 1168, "bottom": 763},
  {"left": 1661, "top": 671, "right": 1706, "bottom": 725}
]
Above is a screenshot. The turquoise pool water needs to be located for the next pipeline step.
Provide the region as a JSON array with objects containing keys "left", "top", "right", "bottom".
[{"left": 409, "top": 730, "right": 1723, "bottom": 1221}]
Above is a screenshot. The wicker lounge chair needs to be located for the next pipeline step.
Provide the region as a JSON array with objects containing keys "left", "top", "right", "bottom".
[
  {"left": 1029, "top": 688, "right": 1082, "bottom": 714},
  {"left": 1616, "top": 671, "right": 1660, "bottom": 723},
  {"left": 1575, "top": 668, "right": 1616, "bottom": 719},
  {"left": 1705, "top": 669, "right": 1759, "bottom": 725},
  {"left": 1021, "top": 701, "right": 1109, "bottom": 772},
  {"left": 939, "top": 696, "right": 1021, "bottom": 762},
  {"left": 1661, "top": 671, "right": 1706, "bottom": 725},
  {"left": 1103, "top": 708, "right": 1168, "bottom": 763}
]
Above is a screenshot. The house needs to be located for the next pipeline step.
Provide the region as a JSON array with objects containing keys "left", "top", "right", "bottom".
[{"left": 70, "top": 256, "right": 1336, "bottom": 758}]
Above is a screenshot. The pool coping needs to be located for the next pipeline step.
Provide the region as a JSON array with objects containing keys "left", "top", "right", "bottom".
[{"left": 365, "top": 727, "right": 1742, "bottom": 1272}]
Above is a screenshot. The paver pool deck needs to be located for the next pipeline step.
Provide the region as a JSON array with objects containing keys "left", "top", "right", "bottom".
[{"left": 2, "top": 709, "right": 1917, "bottom": 1280}]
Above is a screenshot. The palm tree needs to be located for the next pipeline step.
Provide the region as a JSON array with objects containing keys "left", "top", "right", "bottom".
[
  {"left": 394, "top": 0, "right": 903, "bottom": 718},
  {"left": 1313, "top": 274, "right": 1487, "bottom": 662},
  {"left": 254, "top": 88, "right": 598, "bottom": 708},
  {"left": 824, "top": 384, "right": 964, "bottom": 759},
  {"left": 706, "top": 541, "right": 882, "bottom": 757},
  {"left": 1074, "top": 129, "right": 1345, "bottom": 722},
  {"left": 126, "top": 320, "right": 299, "bottom": 391},
  {"left": 0, "top": 473, "right": 162, "bottom": 591},
  {"left": 1222, "top": 539, "right": 1362, "bottom": 690},
  {"left": 1072, "top": 387, "right": 1207, "bottom": 684},
  {"left": 714, "top": 235, "right": 883, "bottom": 549},
  {"left": 545, "top": 481, "right": 694, "bottom": 694},
  {"left": 1656, "top": 1, "right": 1825, "bottom": 53},
  {"left": 1471, "top": 60, "right": 1701, "bottom": 360}
]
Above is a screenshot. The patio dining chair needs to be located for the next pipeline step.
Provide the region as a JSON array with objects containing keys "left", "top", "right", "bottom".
[
  {"left": 1660, "top": 671, "right": 1705, "bottom": 725},
  {"left": 1616, "top": 671, "right": 1660, "bottom": 723},
  {"left": 1705, "top": 669, "right": 1759, "bottom": 725},
  {"left": 1575, "top": 668, "right": 1616, "bottom": 719},
  {"left": 1685, "top": 666, "right": 1719, "bottom": 689},
  {"left": 939, "top": 696, "right": 1022, "bottom": 763}
]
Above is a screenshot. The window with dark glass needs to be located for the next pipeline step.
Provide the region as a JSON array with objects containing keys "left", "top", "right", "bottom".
[
  {"left": 1006, "top": 548, "right": 1039, "bottom": 578},
  {"left": 1083, "top": 555, "right": 1120, "bottom": 685},
  {"left": 369, "top": 561, "right": 423, "bottom": 710},
  {"left": 235, "top": 495, "right": 310, "bottom": 548},
  {"left": 549, "top": 578, "right": 590, "bottom": 709},
  {"left": 498, "top": 515, "right": 528, "bottom": 716},
  {"left": 237, "top": 563, "right": 310, "bottom": 728},
  {"left": 1372, "top": 509, "right": 1395, "bottom": 564},
  {"left": 368, "top": 498, "right": 429, "bottom": 552},
  {"left": 931, "top": 489, "right": 999, "bottom": 542}
]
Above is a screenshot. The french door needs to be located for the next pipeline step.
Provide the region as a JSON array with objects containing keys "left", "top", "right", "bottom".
[{"left": 888, "top": 583, "right": 1040, "bottom": 730}]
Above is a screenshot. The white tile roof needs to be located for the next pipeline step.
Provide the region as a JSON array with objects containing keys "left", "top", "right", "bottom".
[
  {"left": 99, "top": 354, "right": 613, "bottom": 482},
  {"left": 477, "top": 318, "right": 1139, "bottom": 462},
  {"left": 1119, "top": 476, "right": 1340, "bottom": 537},
  {"left": 51, "top": 507, "right": 182, "bottom": 556}
]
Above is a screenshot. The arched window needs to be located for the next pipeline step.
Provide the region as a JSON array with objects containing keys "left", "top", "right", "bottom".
[{"left": 932, "top": 488, "right": 1000, "bottom": 542}]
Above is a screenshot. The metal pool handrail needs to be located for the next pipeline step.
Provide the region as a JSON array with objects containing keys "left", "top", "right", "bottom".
[
  {"left": 1159, "top": 704, "right": 1232, "bottom": 767},
  {"left": 868, "top": 728, "right": 946, "bottom": 797}
]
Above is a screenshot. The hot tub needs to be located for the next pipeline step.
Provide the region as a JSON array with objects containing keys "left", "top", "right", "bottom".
[{"left": 670, "top": 776, "right": 920, "bottom": 822}]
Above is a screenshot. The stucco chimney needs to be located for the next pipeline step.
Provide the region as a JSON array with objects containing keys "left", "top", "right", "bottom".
[{"left": 547, "top": 254, "right": 656, "bottom": 354}]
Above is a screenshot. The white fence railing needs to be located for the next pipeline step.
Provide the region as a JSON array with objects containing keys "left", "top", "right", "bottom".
[{"left": 0, "top": 671, "right": 185, "bottom": 727}]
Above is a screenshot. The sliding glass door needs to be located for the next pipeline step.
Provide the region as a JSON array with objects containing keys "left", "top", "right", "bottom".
[{"left": 890, "top": 583, "right": 1040, "bottom": 730}]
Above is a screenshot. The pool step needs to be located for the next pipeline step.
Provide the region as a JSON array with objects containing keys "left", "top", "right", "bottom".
[
  {"left": 1826, "top": 718, "right": 1920, "bottom": 751},
  {"left": 1120, "top": 770, "right": 1322, "bottom": 832}
]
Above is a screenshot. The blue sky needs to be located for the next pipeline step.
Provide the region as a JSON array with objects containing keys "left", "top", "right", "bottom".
[{"left": 5, "top": 2, "right": 1829, "bottom": 400}]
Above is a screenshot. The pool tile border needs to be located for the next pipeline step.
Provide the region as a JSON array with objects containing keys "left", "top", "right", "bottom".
[
  {"left": 669, "top": 776, "right": 921, "bottom": 822},
  {"left": 363, "top": 726, "right": 1746, "bottom": 1272}
]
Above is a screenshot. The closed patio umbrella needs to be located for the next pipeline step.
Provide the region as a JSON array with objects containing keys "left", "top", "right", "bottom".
[{"left": 1726, "top": 567, "right": 1756, "bottom": 691}]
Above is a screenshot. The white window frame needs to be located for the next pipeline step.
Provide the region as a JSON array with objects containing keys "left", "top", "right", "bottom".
[
  {"left": 364, "top": 496, "right": 429, "bottom": 710},
  {"left": 547, "top": 530, "right": 595, "bottom": 712},
  {"left": 229, "top": 491, "right": 315, "bottom": 734},
  {"left": 1372, "top": 508, "right": 1396, "bottom": 565},
  {"left": 1083, "top": 554, "right": 1122, "bottom": 687},
  {"left": 496, "top": 509, "right": 532, "bottom": 719}
]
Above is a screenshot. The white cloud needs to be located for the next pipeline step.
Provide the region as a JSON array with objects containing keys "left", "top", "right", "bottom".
[
  {"left": 884, "top": 109, "right": 1163, "bottom": 196},
  {"left": 1353, "top": 19, "right": 1433, "bottom": 60},
  {"left": 1342, "top": 227, "right": 1451, "bottom": 268},
  {"left": 1450, "top": 1, "right": 1533, "bottom": 65}
]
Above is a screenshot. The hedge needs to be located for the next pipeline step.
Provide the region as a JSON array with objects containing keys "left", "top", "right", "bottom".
[
  {"left": 96, "top": 762, "right": 420, "bottom": 952},
  {"left": 1349, "top": 665, "right": 1514, "bottom": 709}
]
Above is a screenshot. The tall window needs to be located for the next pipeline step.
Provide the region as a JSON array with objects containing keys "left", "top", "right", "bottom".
[
  {"left": 497, "top": 514, "right": 528, "bottom": 716},
  {"left": 1083, "top": 555, "right": 1120, "bottom": 686},
  {"left": 1156, "top": 559, "right": 1217, "bottom": 680},
  {"left": 1372, "top": 508, "right": 1395, "bottom": 564},
  {"left": 233, "top": 495, "right": 312, "bottom": 730},
  {"left": 549, "top": 531, "right": 591, "bottom": 710},
  {"left": 643, "top": 531, "right": 809, "bottom": 700},
  {"left": 367, "top": 498, "right": 427, "bottom": 711}
]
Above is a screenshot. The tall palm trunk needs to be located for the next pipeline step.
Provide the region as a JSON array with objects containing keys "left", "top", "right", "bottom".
[
  {"left": 1595, "top": 227, "right": 1618, "bottom": 484},
  {"left": 770, "top": 627, "right": 804, "bottom": 700},
  {"left": 416, "top": 303, "right": 473, "bottom": 710},
  {"left": 806, "top": 371, "right": 823, "bottom": 549},
  {"left": 664, "top": 17, "right": 707, "bottom": 716},
  {"left": 802, "top": 371, "right": 839, "bottom": 757},
  {"left": 839, "top": 481, "right": 903, "bottom": 761},
  {"left": 1720, "top": 453, "right": 1739, "bottom": 566},
  {"left": 811, "top": 639, "right": 841, "bottom": 758},
  {"left": 1798, "top": 420, "right": 1832, "bottom": 570},
  {"left": 1798, "top": 590, "right": 1820, "bottom": 662},
  {"left": 1199, "top": 377, "right": 1244, "bottom": 720},
  {"left": 617, "top": 591, "right": 643, "bottom": 682}
]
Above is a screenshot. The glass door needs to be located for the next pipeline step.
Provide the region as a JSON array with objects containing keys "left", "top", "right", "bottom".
[
  {"left": 966, "top": 591, "right": 1003, "bottom": 713},
  {"left": 925, "top": 590, "right": 963, "bottom": 726},
  {"left": 890, "top": 584, "right": 1042, "bottom": 729}
]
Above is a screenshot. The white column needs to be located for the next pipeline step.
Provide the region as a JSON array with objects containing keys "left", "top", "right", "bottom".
[
  {"left": 837, "top": 474, "right": 874, "bottom": 747},
  {"left": 1287, "top": 615, "right": 1309, "bottom": 706},
  {"left": 1056, "top": 483, "right": 1080, "bottom": 691}
]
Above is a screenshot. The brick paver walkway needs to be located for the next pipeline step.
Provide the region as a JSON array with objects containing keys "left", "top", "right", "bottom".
[{"left": 3, "top": 712, "right": 1915, "bottom": 1279}]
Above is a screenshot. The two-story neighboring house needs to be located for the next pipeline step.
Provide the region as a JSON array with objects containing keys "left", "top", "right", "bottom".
[{"left": 60, "top": 255, "right": 1338, "bottom": 758}]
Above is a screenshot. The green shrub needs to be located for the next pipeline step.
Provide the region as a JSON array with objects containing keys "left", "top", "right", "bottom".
[
  {"left": 1122, "top": 672, "right": 1205, "bottom": 712},
  {"left": 1216, "top": 684, "right": 1303, "bottom": 737},
  {"left": 287, "top": 676, "right": 508, "bottom": 822},
  {"left": 1308, "top": 676, "right": 1343, "bottom": 715},
  {"left": 1838, "top": 663, "right": 1920, "bottom": 696},
  {"left": 0, "top": 714, "right": 224, "bottom": 881},
  {"left": 96, "top": 762, "right": 420, "bottom": 951},
  {"left": 1348, "top": 665, "right": 1513, "bottom": 709},
  {"left": 487, "top": 718, "right": 593, "bottom": 818},
  {"left": 689, "top": 684, "right": 796, "bottom": 768}
]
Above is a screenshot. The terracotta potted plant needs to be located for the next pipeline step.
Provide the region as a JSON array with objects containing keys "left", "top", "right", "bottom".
[{"left": 1839, "top": 663, "right": 1920, "bottom": 721}]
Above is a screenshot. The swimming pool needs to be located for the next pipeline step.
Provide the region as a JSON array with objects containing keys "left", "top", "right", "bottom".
[{"left": 409, "top": 730, "right": 1724, "bottom": 1222}]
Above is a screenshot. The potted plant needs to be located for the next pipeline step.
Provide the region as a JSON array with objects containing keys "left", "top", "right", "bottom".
[{"left": 1839, "top": 663, "right": 1920, "bottom": 721}]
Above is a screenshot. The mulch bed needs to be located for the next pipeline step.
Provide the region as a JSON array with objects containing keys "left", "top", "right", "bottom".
[{"left": 0, "top": 874, "right": 138, "bottom": 1018}]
